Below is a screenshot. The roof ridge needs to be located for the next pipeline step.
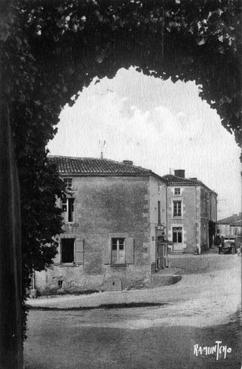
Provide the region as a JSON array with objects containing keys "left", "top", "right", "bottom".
[
  {"left": 218, "top": 214, "right": 242, "bottom": 223},
  {"left": 49, "top": 155, "right": 120, "bottom": 162},
  {"left": 161, "top": 173, "right": 217, "bottom": 194},
  {"left": 48, "top": 155, "right": 156, "bottom": 177},
  {"left": 48, "top": 155, "right": 151, "bottom": 171}
]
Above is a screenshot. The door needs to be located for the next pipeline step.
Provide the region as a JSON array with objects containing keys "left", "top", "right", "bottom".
[
  {"left": 111, "top": 238, "right": 125, "bottom": 264},
  {"left": 172, "top": 227, "right": 184, "bottom": 251},
  {"left": 209, "top": 221, "right": 215, "bottom": 248}
]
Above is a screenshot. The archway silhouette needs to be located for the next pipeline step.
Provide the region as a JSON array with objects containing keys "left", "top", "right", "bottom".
[
  {"left": 11, "top": 0, "right": 241, "bottom": 150},
  {"left": 0, "top": 1, "right": 241, "bottom": 368}
]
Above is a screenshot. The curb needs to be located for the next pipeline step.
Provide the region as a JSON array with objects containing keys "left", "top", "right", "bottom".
[{"left": 26, "top": 301, "right": 169, "bottom": 311}]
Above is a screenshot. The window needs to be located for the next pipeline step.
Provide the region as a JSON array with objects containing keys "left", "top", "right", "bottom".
[
  {"left": 61, "top": 238, "right": 74, "bottom": 263},
  {"left": 158, "top": 200, "right": 161, "bottom": 224},
  {"left": 62, "top": 197, "right": 67, "bottom": 212},
  {"left": 172, "top": 227, "right": 182, "bottom": 243},
  {"left": 111, "top": 238, "right": 125, "bottom": 264},
  {"left": 174, "top": 187, "right": 181, "bottom": 195},
  {"left": 173, "top": 200, "right": 182, "bottom": 217},
  {"left": 62, "top": 197, "right": 74, "bottom": 222},
  {"left": 63, "top": 177, "right": 72, "bottom": 190}
]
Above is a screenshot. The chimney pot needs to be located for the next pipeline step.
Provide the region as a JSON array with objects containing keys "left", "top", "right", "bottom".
[
  {"left": 174, "top": 169, "right": 185, "bottom": 178},
  {"left": 123, "top": 160, "right": 133, "bottom": 165}
]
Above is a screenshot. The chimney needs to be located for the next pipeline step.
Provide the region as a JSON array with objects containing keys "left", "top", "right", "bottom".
[
  {"left": 174, "top": 169, "right": 185, "bottom": 178},
  {"left": 123, "top": 160, "right": 133, "bottom": 165}
]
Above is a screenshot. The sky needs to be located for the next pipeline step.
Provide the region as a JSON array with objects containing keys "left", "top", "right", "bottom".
[{"left": 48, "top": 67, "right": 241, "bottom": 219}]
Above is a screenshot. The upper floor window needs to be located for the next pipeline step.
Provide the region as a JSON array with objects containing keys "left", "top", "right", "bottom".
[
  {"left": 174, "top": 187, "right": 181, "bottom": 195},
  {"left": 64, "top": 177, "right": 72, "bottom": 190},
  {"left": 111, "top": 238, "right": 125, "bottom": 265},
  {"left": 62, "top": 197, "right": 74, "bottom": 222},
  {"left": 173, "top": 200, "right": 182, "bottom": 217}
]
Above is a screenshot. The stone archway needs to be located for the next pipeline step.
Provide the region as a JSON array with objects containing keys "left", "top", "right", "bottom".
[{"left": 0, "top": 1, "right": 241, "bottom": 368}]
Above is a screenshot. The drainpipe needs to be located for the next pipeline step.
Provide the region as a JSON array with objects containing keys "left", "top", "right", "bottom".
[
  {"left": 165, "top": 184, "right": 168, "bottom": 241},
  {"left": 195, "top": 185, "right": 201, "bottom": 254},
  {"left": 165, "top": 184, "right": 170, "bottom": 261}
]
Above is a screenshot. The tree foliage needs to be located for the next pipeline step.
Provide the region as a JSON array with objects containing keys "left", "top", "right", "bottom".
[
  {"left": 10, "top": 0, "right": 242, "bottom": 142},
  {"left": 0, "top": 0, "right": 241, "bottom": 334}
]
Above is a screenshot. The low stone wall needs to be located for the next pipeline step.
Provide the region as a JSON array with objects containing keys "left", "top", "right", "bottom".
[{"left": 34, "top": 264, "right": 152, "bottom": 295}]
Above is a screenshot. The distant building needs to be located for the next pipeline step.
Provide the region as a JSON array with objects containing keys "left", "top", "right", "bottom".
[
  {"left": 217, "top": 213, "right": 242, "bottom": 238},
  {"left": 161, "top": 170, "right": 217, "bottom": 254},
  {"left": 34, "top": 156, "right": 168, "bottom": 294}
]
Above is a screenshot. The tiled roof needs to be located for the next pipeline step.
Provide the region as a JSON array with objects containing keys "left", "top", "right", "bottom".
[
  {"left": 231, "top": 219, "right": 242, "bottom": 227},
  {"left": 48, "top": 155, "right": 153, "bottom": 177},
  {"left": 218, "top": 213, "right": 242, "bottom": 225},
  {"left": 161, "top": 174, "right": 216, "bottom": 194}
]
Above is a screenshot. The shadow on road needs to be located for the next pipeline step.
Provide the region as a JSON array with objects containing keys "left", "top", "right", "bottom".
[{"left": 24, "top": 310, "right": 241, "bottom": 369}]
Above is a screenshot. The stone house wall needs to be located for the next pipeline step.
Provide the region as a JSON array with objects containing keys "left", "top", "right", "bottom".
[
  {"left": 35, "top": 175, "right": 166, "bottom": 294},
  {"left": 166, "top": 184, "right": 217, "bottom": 254},
  {"left": 167, "top": 186, "right": 199, "bottom": 253}
]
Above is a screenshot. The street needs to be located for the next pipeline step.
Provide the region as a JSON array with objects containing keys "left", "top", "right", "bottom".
[{"left": 24, "top": 253, "right": 241, "bottom": 369}]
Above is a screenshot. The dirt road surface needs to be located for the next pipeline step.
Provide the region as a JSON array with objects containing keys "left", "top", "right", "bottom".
[{"left": 24, "top": 253, "right": 241, "bottom": 369}]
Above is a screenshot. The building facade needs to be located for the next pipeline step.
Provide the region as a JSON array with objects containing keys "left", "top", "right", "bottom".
[
  {"left": 35, "top": 156, "right": 167, "bottom": 294},
  {"left": 216, "top": 213, "right": 242, "bottom": 238},
  {"left": 162, "top": 170, "right": 217, "bottom": 254}
]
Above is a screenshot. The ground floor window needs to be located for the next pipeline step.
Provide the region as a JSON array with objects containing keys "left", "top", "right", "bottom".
[
  {"left": 172, "top": 227, "right": 183, "bottom": 243},
  {"left": 61, "top": 238, "right": 74, "bottom": 263},
  {"left": 111, "top": 238, "right": 125, "bottom": 264}
]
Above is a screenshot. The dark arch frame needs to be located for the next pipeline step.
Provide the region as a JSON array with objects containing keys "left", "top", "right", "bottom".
[
  {"left": 4, "top": 0, "right": 242, "bottom": 151},
  {"left": 0, "top": 1, "right": 241, "bottom": 368}
]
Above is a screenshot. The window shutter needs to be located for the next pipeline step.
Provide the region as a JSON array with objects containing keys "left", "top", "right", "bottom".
[
  {"left": 103, "top": 241, "right": 111, "bottom": 264},
  {"left": 53, "top": 245, "right": 61, "bottom": 264},
  {"left": 52, "top": 236, "right": 61, "bottom": 264},
  {"left": 126, "top": 238, "right": 134, "bottom": 264},
  {"left": 74, "top": 238, "right": 84, "bottom": 264}
]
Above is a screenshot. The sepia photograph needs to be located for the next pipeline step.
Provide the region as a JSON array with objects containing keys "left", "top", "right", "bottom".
[{"left": 0, "top": 1, "right": 241, "bottom": 368}]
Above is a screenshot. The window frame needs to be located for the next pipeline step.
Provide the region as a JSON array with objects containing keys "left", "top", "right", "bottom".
[
  {"left": 61, "top": 238, "right": 75, "bottom": 264},
  {"left": 63, "top": 177, "right": 73, "bottom": 190},
  {"left": 173, "top": 200, "right": 182, "bottom": 217},
  {"left": 62, "top": 196, "right": 75, "bottom": 223},
  {"left": 111, "top": 238, "right": 126, "bottom": 265},
  {"left": 172, "top": 227, "right": 183, "bottom": 243},
  {"left": 174, "top": 187, "right": 181, "bottom": 196}
]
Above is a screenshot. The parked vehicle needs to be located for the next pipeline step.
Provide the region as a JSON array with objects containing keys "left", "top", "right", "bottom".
[{"left": 222, "top": 238, "right": 236, "bottom": 254}]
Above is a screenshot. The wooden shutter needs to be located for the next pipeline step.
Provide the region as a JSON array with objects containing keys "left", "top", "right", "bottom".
[
  {"left": 52, "top": 236, "right": 61, "bottom": 264},
  {"left": 103, "top": 241, "right": 111, "bottom": 264},
  {"left": 126, "top": 238, "right": 134, "bottom": 264},
  {"left": 74, "top": 238, "right": 84, "bottom": 264}
]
